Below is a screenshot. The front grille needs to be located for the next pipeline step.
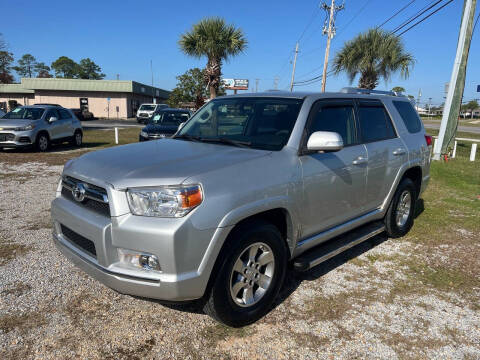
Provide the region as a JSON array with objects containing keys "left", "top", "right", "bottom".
[
  {"left": 139, "top": 113, "right": 149, "bottom": 118},
  {"left": 61, "top": 176, "right": 110, "bottom": 217},
  {"left": 61, "top": 225, "right": 97, "bottom": 258},
  {"left": 0, "top": 133, "right": 15, "bottom": 141},
  {"left": 19, "top": 136, "right": 31, "bottom": 143}
]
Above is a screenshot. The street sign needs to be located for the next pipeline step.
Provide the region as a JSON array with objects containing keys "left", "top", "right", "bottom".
[
  {"left": 477, "top": 85, "right": 480, "bottom": 92},
  {"left": 222, "top": 78, "right": 249, "bottom": 90},
  {"left": 107, "top": 97, "right": 111, "bottom": 101}
]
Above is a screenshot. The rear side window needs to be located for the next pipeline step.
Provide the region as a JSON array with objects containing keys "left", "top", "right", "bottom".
[
  {"left": 393, "top": 100, "right": 422, "bottom": 133},
  {"left": 58, "top": 109, "right": 71, "bottom": 119},
  {"left": 309, "top": 102, "right": 356, "bottom": 146},
  {"left": 357, "top": 102, "right": 396, "bottom": 143}
]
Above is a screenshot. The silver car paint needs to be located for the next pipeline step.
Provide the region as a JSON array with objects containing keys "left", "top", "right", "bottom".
[{"left": 51, "top": 92, "right": 430, "bottom": 301}]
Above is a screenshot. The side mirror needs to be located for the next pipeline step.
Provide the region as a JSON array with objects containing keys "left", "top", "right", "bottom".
[
  {"left": 306, "top": 131, "right": 343, "bottom": 152},
  {"left": 48, "top": 116, "right": 58, "bottom": 123}
]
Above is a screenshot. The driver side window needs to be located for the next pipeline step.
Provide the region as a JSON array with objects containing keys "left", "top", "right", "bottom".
[
  {"left": 308, "top": 101, "right": 356, "bottom": 146},
  {"left": 45, "top": 109, "right": 58, "bottom": 122}
]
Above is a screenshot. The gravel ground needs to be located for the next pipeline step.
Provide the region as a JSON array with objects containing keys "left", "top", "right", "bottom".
[{"left": 0, "top": 160, "right": 479, "bottom": 359}]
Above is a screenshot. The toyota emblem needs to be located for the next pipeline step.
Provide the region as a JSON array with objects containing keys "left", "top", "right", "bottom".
[{"left": 72, "top": 183, "right": 86, "bottom": 202}]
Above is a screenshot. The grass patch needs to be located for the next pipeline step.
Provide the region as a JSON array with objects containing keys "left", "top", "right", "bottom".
[
  {"left": 0, "top": 242, "right": 32, "bottom": 266},
  {"left": 200, "top": 323, "right": 252, "bottom": 344},
  {"left": 64, "top": 292, "right": 111, "bottom": 321},
  {"left": 0, "top": 311, "right": 46, "bottom": 333},
  {"left": 100, "top": 337, "right": 156, "bottom": 360}
]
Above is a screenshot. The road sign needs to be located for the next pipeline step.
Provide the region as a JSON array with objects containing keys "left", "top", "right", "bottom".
[
  {"left": 222, "top": 79, "right": 249, "bottom": 90},
  {"left": 477, "top": 85, "right": 480, "bottom": 92},
  {"left": 107, "top": 97, "right": 111, "bottom": 101}
]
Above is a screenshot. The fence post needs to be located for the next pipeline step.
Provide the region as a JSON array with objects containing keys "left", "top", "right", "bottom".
[
  {"left": 452, "top": 141, "right": 457, "bottom": 158},
  {"left": 115, "top": 127, "right": 119, "bottom": 145},
  {"left": 470, "top": 143, "right": 477, "bottom": 161}
]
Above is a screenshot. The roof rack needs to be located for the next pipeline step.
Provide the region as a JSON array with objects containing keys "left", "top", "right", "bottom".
[{"left": 340, "top": 87, "right": 405, "bottom": 97}]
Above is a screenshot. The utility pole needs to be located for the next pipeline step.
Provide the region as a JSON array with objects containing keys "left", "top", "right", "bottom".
[
  {"left": 289, "top": 42, "right": 299, "bottom": 92},
  {"left": 273, "top": 77, "right": 279, "bottom": 90},
  {"left": 416, "top": 89, "right": 422, "bottom": 112},
  {"left": 433, "top": 0, "right": 477, "bottom": 160},
  {"left": 255, "top": 78, "right": 260, "bottom": 93},
  {"left": 150, "top": 60, "right": 155, "bottom": 103},
  {"left": 428, "top": 98, "right": 432, "bottom": 120},
  {"left": 116, "top": 74, "right": 119, "bottom": 80},
  {"left": 321, "top": 0, "right": 344, "bottom": 92}
]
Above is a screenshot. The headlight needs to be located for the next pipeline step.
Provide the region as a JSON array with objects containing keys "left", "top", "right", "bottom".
[
  {"left": 15, "top": 124, "right": 35, "bottom": 131},
  {"left": 127, "top": 185, "right": 203, "bottom": 217},
  {"left": 140, "top": 131, "right": 148, "bottom": 138}
]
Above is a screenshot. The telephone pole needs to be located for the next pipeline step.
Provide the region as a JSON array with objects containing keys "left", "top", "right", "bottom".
[
  {"left": 433, "top": 0, "right": 477, "bottom": 160},
  {"left": 255, "top": 78, "right": 260, "bottom": 93},
  {"left": 273, "top": 77, "right": 279, "bottom": 90},
  {"left": 321, "top": 0, "right": 344, "bottom": 92},
  {"left": 289, "top": 42, "right": 299, "bottom": 92}
]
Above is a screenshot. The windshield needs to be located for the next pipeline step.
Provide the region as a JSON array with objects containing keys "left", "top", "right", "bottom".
[
  {"left": 2, "top": 107, "right": 45, "bottom": 120},
  {"left": 150, "top": 112, "right": 190, "bottom": 125},
  {"left": 177, "top": 97, "right": 303, "bottom": 150},
  {"left": 139, "top": 105, "right": 156, "bottom": 111}
]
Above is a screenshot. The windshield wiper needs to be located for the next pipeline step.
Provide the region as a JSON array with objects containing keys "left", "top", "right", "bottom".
[
  {"left": 172, "top": 134, "right": 203, "bottom": 142},
  {"left": 199, "top": 137, "right": 252, "bottom": 148}
]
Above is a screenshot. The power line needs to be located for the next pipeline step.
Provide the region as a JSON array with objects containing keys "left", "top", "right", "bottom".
[
  {"left": 377, "top": 0, "right": 416, "bottom": 28},
  {"left": 396, "top": 0, "right": 453, "bottom": 36},
  {"left": 392, "top": 0, "right": 444, "bottom": 34},
  {"left": 297, "top": 6, "right": 321, "bottom": 43},
  {"left": 473, "top": 13, "right": 480, "bottom": 34}
]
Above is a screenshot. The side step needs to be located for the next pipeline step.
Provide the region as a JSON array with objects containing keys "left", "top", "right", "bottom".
[{"left": 293, "top": 221, "right": 385, "bottom": 271}]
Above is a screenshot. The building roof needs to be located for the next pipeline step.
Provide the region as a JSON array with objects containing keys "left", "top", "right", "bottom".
[
  {"left": 1, "top": 78, "right": 170, "bottom": 97},
  {"left": 0, "top": 84, "right": 35, "bottom": 94}
]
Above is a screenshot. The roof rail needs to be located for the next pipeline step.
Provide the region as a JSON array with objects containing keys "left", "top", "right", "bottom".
[{"left": 340, "top": 87, "right": 405, "bottom": 97}]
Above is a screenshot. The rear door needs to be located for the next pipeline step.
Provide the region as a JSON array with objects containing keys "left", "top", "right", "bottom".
[
  {"left": 299, "top": 99, "right": 368, "bottom": 238},
  {"left": 58, "top": 108, "right": 74, "bottom": 138},
  {"left": 356, "top": 99, "right": 407, "bottom": 211}
]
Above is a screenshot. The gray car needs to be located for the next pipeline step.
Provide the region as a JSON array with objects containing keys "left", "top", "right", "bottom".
[
  {"left": 51, "top": 89, "right": 431, "bottom": 326},
  {"left": 0, "top": 105, "right": 83, "bottom": 152}
]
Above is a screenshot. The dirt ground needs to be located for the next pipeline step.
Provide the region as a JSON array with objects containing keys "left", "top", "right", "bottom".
[{"left": 0, "top": 147, "right": 479, "bottom": 359}]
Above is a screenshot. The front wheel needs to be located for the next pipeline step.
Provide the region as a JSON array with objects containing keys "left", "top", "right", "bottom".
[
  {"left": 36, "top": 133, "right": 50, "bottom": 152},
  {"left": 385, "top": 178, "right": 416, "bottom": 238},
  {"left": 203, "top": 221, "right": 288, "bottom": 327}
]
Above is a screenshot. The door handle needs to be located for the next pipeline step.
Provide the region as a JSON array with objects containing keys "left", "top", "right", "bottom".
[
  {"left": 393, "top": 148, "right": 406, "bottom": 156},
  {"left": 352, "top": 156, "right": 368, "bottom": 165}
]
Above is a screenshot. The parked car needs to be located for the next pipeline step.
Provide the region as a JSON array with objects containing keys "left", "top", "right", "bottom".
[
  {"left": 0, "top": 105, "right": 83, "bottom": 151},
  {"left": 0, "top": 109, "right": 5, "bottom": 118},
  {"left": 139, "top": 108, "right": 192, "bottom": 141},
  {"left": 51, "top": 89, "right": 431, "bottom": 326},
  {"left": 70, "top": 108, "right": 94, "bottom": 121},
  {"left": 136, "top": 103, "right": 168, "bottom": 123}
]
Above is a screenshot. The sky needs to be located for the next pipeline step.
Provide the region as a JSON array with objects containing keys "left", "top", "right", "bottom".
[{"left": 2, "top": 0, "right": 479, "bottom": 107}]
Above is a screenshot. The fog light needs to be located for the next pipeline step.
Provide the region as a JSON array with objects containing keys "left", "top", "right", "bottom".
[{"left": 117, "top": 249, "right": 161, "bottom": 271}]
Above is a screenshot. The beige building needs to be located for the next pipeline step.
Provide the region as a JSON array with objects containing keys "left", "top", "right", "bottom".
[{"left": 0, "top": 78, "right": 170, "bottom": 118}]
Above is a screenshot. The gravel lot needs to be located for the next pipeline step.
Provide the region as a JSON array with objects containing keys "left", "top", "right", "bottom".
[{"left": 0, "top": 157, "right": 479, "bottom": 359}]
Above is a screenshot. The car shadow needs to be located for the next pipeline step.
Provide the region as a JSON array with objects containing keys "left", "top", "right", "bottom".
[
  {"left": 135, "top": 199, "right": 425, "bottom": 320},
  {"left": 1, "top": 141, "right": 109, "bottom": 153}
]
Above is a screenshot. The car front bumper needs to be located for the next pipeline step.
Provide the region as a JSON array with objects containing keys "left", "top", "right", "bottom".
[
  {"left": 51, "top": 193, "right": 230, "bottom": 301},
  {"left": 0, "top": 132, "right": 33, "bottom": 148}
]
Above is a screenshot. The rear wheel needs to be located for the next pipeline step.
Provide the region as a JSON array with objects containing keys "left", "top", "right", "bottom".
[
  {"left": 70, "top": 130, "right": 83, "bottom": 147},
  {"left": 385, "top": 178, "right": 416, "bottom": 238},
  {"left": 203, "top": 220, "right": 288, "bottom": 327},
  {"left": 36, "top": 133, "right": 49, "bottom": 152}
]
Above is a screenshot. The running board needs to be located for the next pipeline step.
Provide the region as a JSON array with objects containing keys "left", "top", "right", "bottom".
[{"left": 293, "top": 221, "right": 385, "bottom": 271}]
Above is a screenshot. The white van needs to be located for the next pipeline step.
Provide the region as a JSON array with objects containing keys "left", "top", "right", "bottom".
[{"left": 136, "top": 103, "right": 168, "bottom": 123}]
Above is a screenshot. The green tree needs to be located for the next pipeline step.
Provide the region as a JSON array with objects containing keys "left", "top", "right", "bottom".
[
  {"left": 179, "top": 17, "right": 247, "bottom": 99},
  {"left": 0, "top": 51, "right": 14, "bottom": 83},
  {"left": 168, "top": 68, "right": 225, "bottom": 109},
  {"left": 34, "top": 62, "right": 52, "bottom": 78},
  {"left": 12, "top": 54, "right": 37, "bottom": 78},
  {"left": 392, "top": 86, "right": 405, "bottom": 93},
  {"left": 333, "top": 28, "right": 415, "bottom": 89},
  {"left": 51, "top": 56, "right": 79, "bottom": 78},
  {"left": 78, "top": 58, "right": 105, "bottom": 79}
]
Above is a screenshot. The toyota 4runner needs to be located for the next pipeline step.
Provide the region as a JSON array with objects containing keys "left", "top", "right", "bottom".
[{"left": 51, "top": 88, "right": 431, "bottom": 326}]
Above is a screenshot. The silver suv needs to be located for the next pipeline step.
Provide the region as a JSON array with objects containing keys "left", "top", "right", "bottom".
[
  {"left": 51, "top": 89, "right": 431, "bottom": 326},
  {"left": 0, "top": 105, "right": 83, "bottom": 152}
]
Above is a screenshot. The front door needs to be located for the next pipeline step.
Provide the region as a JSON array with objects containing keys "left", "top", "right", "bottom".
[
  {"left": 44, "top": 109, "right": 62, "bottom": 140},
  {"left": 299, "top": 99, "right": 368, "bottom": 239}
]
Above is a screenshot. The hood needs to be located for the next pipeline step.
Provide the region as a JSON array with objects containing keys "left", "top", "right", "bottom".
[
  {"left": 0, "top": 119, "right": 35, "bottom": 129},
  {"left": 65, "top": 139, "right": 271, "bottom": 189},
  {"left": 143, "top": 123, "right": 179, "bottom": 134}
]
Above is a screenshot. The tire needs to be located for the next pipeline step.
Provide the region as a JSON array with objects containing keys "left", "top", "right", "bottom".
[
  {"left": 70, "top": 130, "right": 83, "bottom": 147},
  {"left": 36, "top": 133, "right": 50, "bottom": 152},
  {"left": 203, "top": 220, "right": 288, "bottom": 327},
  {"left": 385, "top": 178, "right": 417, "bottom": 238}
]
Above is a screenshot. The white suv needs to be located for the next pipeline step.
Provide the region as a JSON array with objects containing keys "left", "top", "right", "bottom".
[{"left": 136, "top": 103, "right": 168, "bottom": 123}]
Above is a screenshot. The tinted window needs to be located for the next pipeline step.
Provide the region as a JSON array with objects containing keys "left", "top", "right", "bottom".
[
  {"left": 2, "top": 107, "right": 44, "bottom": 120},
  {"left": 45, "top": 109, "right": 59, "bottom": 121},
  {"left": 309, "top": 104, "right": 356, "bottom": 146},
  {"left": 358, "top": 103, "right": 395, "bottom": 143},
  {"left": 58, "top": 109, "right": 71, "bottom": 119},
  {"left": 393, "top": 100, "right": 422, "bottom": 133}
]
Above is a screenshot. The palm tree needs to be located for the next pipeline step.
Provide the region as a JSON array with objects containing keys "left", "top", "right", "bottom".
[
  {"left": 333, "top": 28, "right": 414, "bottom": 90},
  {"left": 179, "top": 17, "right": 247, "bottom": 99}
]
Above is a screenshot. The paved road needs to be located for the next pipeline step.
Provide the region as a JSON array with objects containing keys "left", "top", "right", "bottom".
[
  {"left": 424, "top": 123, "right": 480, "bottom": 134},
  {"left": 81, "top": 118, "right": 142, "bottom": 130}
]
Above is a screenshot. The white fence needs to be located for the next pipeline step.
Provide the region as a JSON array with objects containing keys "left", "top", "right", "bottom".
[{"left": 432, "top": 136, "right": 479, "bottom": 161}]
